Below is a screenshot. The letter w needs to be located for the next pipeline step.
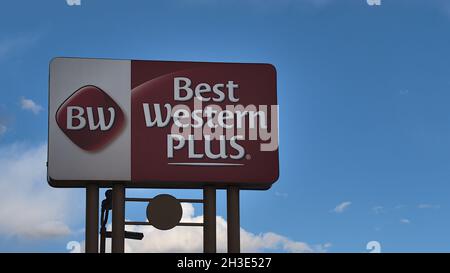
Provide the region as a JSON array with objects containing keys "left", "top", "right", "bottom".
[
  {"left": 87, "top": 107, "right": 115, "bottom": 131},
  {"left": 143, "top": 103, "right": 172, "bottom": 127}
]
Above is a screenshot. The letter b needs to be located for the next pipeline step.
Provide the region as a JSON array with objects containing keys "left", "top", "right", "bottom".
[
  {"left": 174, "top": 77, "right": 193, "bottom": 101},
  {"left": 67, "top": 106, "right": 86, "bottom": 130}
]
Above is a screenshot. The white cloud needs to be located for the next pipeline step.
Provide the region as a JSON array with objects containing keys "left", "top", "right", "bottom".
[
  {"left": 0, "top": 143, "right": 78, "bottom": 238},
  {"left": 400, "top": 219, "right": 410, "bottom": 224},
  {"left": 418, "top": 204, "right": 440, "bottom": 209},
  {"left": 112, "top": 203, "right": 330, "bottom": 253},
  {"left": 333, "top": 201, "right": 351, "bottom": 213},
  {"left": 372, "top": 206, "right": 384, "bottom": 214},
  {"left": 0, "top": 33, "right": 40, "bottom": 60},
  {"left": 274, "top": 191, "right": 288, "bottom": 198},
  {"left": 20, "top": 97, "right": 43, "bottom": 114},
  {"left": 32, "top": 221, "right": 72, "bottom": 238},
  {"left": 0, "top": 124, "right": 6, "bottom": 136},
  {"left": 66, "top": 0, "right": 81, "bottom": 6}
]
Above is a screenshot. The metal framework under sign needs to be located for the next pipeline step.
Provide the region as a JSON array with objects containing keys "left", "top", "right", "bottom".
[{"left": 85, "top": 186, "right": 240, "bottom": 253}]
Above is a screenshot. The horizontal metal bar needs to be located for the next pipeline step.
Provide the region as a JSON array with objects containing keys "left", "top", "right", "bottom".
[
  {"left": 125, "top": 221, "right": 203, "bottom": 227},
  {"left": 180, "top": 199, "right": 204, "bottom": 204},
  {"left": 125, "top": 197, "right": 203, "bottom": 203},
  {"left": 104, "top": 231, "right": 144, "bottom": 240},
  {"left": 125, "top": 198, "right": 152, "bottom": 202},
  {"left": 178, "top": 222, "right": 203, "bottom": 227}
]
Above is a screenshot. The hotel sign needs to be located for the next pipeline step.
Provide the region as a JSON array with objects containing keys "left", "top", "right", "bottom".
[{"left": 48, "top": 58, "right": 279, "bottom": 189}]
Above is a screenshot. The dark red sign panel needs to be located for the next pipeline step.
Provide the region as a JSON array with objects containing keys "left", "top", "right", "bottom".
[{"left": 48, "top": 58, "right": 279, "bottom": 189}]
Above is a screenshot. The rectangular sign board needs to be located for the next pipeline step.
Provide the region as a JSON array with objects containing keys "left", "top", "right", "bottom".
[{"left": 48, "top": 58, "right": 279, "bottom": 189}]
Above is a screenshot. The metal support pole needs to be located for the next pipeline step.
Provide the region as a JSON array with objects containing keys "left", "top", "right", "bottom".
[
  {"left": 85, "top": 184, "right": 99, "bottom": 253},
  {"left": 227, "top": 186, "right": 240, "bottom": 253},
  {"left": 203, "top": 187, "right": 216, "bottom": 253},
  {"left": 112, "top": 184, "right": 125, "bottom": 253}
]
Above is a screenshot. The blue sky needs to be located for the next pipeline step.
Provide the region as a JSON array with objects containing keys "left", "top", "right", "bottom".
[{"left": 1, "top": 0, "right": 450, "bottom": 252}]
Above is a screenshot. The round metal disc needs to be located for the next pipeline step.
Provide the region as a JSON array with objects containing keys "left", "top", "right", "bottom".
[{"left": 146, "top": 194, "right": 182, "bottom": 230}]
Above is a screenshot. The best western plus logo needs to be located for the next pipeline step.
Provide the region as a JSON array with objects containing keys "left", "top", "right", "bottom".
[
  {"left": 56, "top": 85, "right": 125, "bottom": 151},
  {"left": 49, "top": 58, "right": 278, "bottom": 188}
]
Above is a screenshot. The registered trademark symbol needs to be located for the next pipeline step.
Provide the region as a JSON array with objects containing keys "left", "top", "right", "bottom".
[{"left": 246, "top": 154, "right": 251, "bottom": 160}]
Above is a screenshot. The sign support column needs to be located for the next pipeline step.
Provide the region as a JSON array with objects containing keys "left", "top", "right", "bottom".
[
  {"left": 203, "top": 187, "right": 216, "bottom": 253},
  {"left": 85, "top": 184, "right": 99, "bottom": 253},
  {"left": 227, "top": 186, "right": 240, "bottom": 253},
  {"left": 112, "top": 184, "right": 125, "bottom": 253}
]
